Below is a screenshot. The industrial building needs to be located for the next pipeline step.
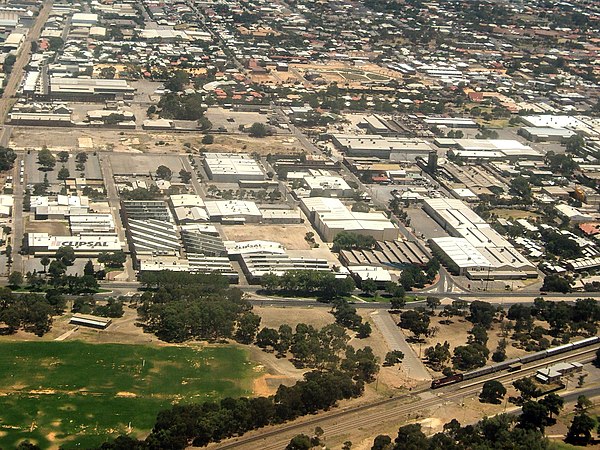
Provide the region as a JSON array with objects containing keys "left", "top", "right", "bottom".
[
  {"left": 181, "top": 228, "right": 227, "bottom": 256},
  {"left": 121, "top": 200, "right": 172, "bottom": 222},
  {"left": 31, "top": 195, "right": 89, "bottom": 219},
  {"left": 424, "top": 198, "right": 537, "bottom": 279},
  {"left": 237, "top": 252, "right": 330, "bottom": 283},
  {"left": 303, "top": 175, "right": 353, "bottom": 197},
  {"left": 203, "top": 153, "right": 265, "bottom": 182},
  {"left": 126, "top": 219, "right": 180, "bottom": 257},
  {"left": 205, "top": 200, "right": 262, "bottom": 223},
  {"left": 518, "top": 127, "right": 575, "bottom": 143},
  {"left": 331, "top": 134, "right": 433, "bottom": 160},
  {"left": 69, "top": 214, "right": 115, "bottom": 234},
  {"left": 339, "top": 240, "right": 430, "bottom": 268},
  {"left": 70, "top": 314, "right": 111, "bottom": 329},
  {"left": 26, "top": 232, "right": 123, "bottom": 256},
  {"left": 47, "top": 77, "right": 135, "bottom": 101},
  {"left": 435, "top": 138, "right": 544, "bottom": 161},
  {"left": 138, "top": 255, "right": 238, "bottom": 281},
  {"left": 301, "top": 197, "right": 399, "bottom": 242}
]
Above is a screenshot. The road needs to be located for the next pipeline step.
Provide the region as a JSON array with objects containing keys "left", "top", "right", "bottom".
[
  {"left": 370, "top": 310, "right": 431, "bottom": 380},
  {"left": 98, "top": 152, "right": 135, "bottom": 280},
  {"left": 11, "top": 153, "right": 24, "bottom": 273},
  {"left": 205, "top": 346, "right": 599, "bottom": 450},
  {"left": 0, "top": 0, "right": 53, "bottom": 137}
]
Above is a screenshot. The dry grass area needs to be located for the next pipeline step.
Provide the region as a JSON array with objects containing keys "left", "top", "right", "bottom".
[
  {"left": 209, "top": 134, "right": 304, "bottom": 155},
  {"left": 221, "top": 224, "right": 315, "bottom": 250},
  {"left": 491, "top": 208, "right": 541, "bottom": 220},
  {"left": 255, "top": 305, "right": 335, "bottom": 330},
  {"left": 400, "top": 314, "right": 530, "bottom": 376}
]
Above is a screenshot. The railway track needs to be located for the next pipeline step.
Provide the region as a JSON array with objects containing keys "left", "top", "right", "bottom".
[{"left": 206, "top": 346, "right": 599, "bottom": 450}]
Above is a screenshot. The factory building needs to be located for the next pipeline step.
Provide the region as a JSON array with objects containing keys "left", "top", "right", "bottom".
[
  {"left": 31, "top": 195, "right": 89, "bottom": 219},
  {"left": 203, "top": 153, "right": 265, "bottom": 182},
  {"left": 26, "top": 233, "right": 123, "bottom": 256},
  {"left": 126, "top": 219, "right": 180, "bottom": 259},
  {"left": 237, "top": 252, "right": 330, "bottom": 283},
  {"left": 423, "top": 198, "right": 537, "bottom": 279},
  {"left": 205, "top": 200, "right": 262, "bottom": 223},
  {"left": 331, "top": 134, "right": 433, "bottom": 160},
  {"left": 301, "top": 197, "right": 399, "bottom": 242},
  {"left": 138, "top": 255, "right": 238, "bottom": 281},
  {"left": 69, "top": 214, "right": 115, "bottom": 235},
  {"left": 47, "top": 77, "right": 135, "bottom": 101},
  {"left": 121, "top": 200, "right": 172, "bottom": 222},
  {"left": 436, "top": 138, "right": 544, "bottom": 161},
  {"left": 303, "top": 175, "right": 353, "bottom": 197},
  {"left": 181, "top": 228, "right": 227, "bottom": 256}
]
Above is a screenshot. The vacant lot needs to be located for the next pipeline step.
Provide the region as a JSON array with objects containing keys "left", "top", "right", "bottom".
[
  {"left": 222, "top": 224, "right": 315, "bottom": 250},
  {"left": 0, "top": 341, "right": 256, "bottom": 449},
  {"left": 491, "top": 208, "right": 540, "bottom": 220}
]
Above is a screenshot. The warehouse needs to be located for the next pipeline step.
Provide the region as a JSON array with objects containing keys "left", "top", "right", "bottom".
[
  {"left": 181, "top": 228, "right": 227, "bottom": 256},
  {"left": 424, "top": 198, "right": 537, "bottom": 279},
  {"left": 203, "top": 153, "right": 265, "bottom": 182},
  {"left": 47, "top": 77, "right": 135, "bottom": 101},
  {"left": 423, "top": 117, "right": 478, "bottom": 128},
  {"left": 121, "top": 200, "right": 172, "bottom": 222},
  {"left": 437, "top": 138, "right": 544, "bottom": 161},
  {"left": 138, "top": 255, "right": 238, "bottom": 281},
  {"left": 301, "top": 197, "right": 399, "bottom": 242},
  {"left": 518, "top": 127, "right": 575, "bottom": 143},
  {"left": 69, "top": 214, "right": 115, "bottom": 235},
  {"left": 238, "top": 252, "right": 330, "bottom": 283},
  {"left": 126, "top": 219, "right": 180, "bottom": 258},
  {"left": 303, "top": 175, "right": 353, "bottom": 197},
  {"left": 70, "top": 314, "right": 111, "bottom": 329},
  {"left": 26, "top": 233, "right": 123, "bottom": 256},
  {"left": 339, "top": 239, "right": 430, "bottom": 268},
  {"left": 331, "top": 134, "right": 433, "bottom": 160},
  {"left": 31, "top": 195, "right": 89, "bottom": 219},
  {"left": 205, "top": 200, "right": 262, "bottom": 223}
]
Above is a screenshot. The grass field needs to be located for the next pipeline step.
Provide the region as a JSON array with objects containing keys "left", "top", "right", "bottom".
[{"left": 0, "top": 341, "right": 256, "bottom": 449}]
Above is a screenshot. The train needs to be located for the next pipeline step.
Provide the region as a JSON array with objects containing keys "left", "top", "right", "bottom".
[{"left": 431, "top": 336, "right": 600, "bottom": 389}]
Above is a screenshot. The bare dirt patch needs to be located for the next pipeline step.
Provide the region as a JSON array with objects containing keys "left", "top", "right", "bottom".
[
  {"left": 254, "top": 305, "right": 335, "bottom": 330},
  {"left": 24, "top": 218, "right": 70, "bottom": 235},
  {"left": 221, "top": 224, "right": 314, "bottom": 250}
]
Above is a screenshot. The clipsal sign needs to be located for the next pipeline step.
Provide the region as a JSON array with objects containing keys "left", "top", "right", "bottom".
[{"left": 52, "top": 241, "right": 111, "bottom": 248}]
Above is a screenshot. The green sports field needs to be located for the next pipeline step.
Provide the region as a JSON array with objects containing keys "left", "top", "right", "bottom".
[{"left": 0, "top": 341, "right": 256, "bottom": 449}]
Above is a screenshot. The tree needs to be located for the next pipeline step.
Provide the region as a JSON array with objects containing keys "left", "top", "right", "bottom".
[
  {"left": 202, "top": 134, "right": 214, "bottom": 144},
  {"left": 332, "top": 232, "right": 376, "bottom": 252},
  {"left": 249, "top": 122, "right": 268, "bottom": 138},
  {"left": 234, "top": 312, "right": 261, "bottom": 344},
  {"left": 371, "top": 435, "right": 392, "bottom": 450},
  {"left": 539, "top": 393, "right": 563, "bottom": 420},
  {"left": 566, "top": 413, "right": 595, "bottom": 445},
  {"left": 256, "top": 327, "right": 279, "bottom": 350},
  {"left": 361, "top": 279, "right": 378, "bottom": 296},
  {"left": 426, "top": 296, "right": 441, "bottom": 312},
  {"left": 575, "top": 395, "right": 592, "bottom": 413},
  {"left": 513, "top": 377, "right": 541, "bottom": 402},
  {"left": 55, "top": 246, "right": 76, "bottom": 266},
  {"left": 76, "top": 152, "right": 88, "bottom": 164},
  {"left": 164, "top": 70, "right": 189, "bottom": 92},
  {"left": 58, "top": 166, "right": 70, "bottom": 180},
  {"left": 399, "top": 309, "right": 430, "bottom": 340},
  {"left": 479, "top": 380, "right": 506, "bottom": 404},
  {"left": 57, "top": 151, "right": 69, "bottom": 163},
  {"left": 469, "top": 301, "right": 497, "bottom": 328},
  {"left": 384, "top": 350, "right": 404, "bottom": 366},
  {"left": 394, "top": 424, "right": 428, "bottom": 450},
  {"left": 286, "top": 434, "right": 312, "bottom": 450},
  {"left": 156, "top": 165, "right": 172, "bottom": 181},
  {"left": 38, "top": 148, "right": 56, "bottom": 170},
  {"left": 452, "top": 343, "right": 489, "bottom": 371},
  {"left": 179, "top": 169, "right": 192, "bottom": 184},
  {"left": 518, "top": 401, "right": 549, "bottom": 432},
  {"left": 390, "top": 296, "right": 406, "bottom": 310},
  {"left": 98, "top": 251, "right": 127, "bottom": 268},
  {"left": 510, "top": 176, "right": 531, "bottom": 198},
  {"left": 84, "top": 260, "right": 95, "bottom": 277},
  {"left": 0, "top": 147, "right": 16, "bottom": 171},
  {"left": 424, "top": 341, "right": 451, "bottom": 371},
  {"left": 541, "top": 275, "right": 571, "bottom": 293},
  {"left": 40, "top": 256, "right": 51, "bottom": 273},
  {"left": 8, "top": 271, "right": 23, "bottom": 288}
]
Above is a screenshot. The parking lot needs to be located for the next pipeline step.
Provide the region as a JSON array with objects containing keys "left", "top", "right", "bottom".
[{"left": 205, "top": 107, "right": 269, "bottom": 133}]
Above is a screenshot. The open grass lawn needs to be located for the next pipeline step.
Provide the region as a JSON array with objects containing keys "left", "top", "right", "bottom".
[{"left": 0, "top": 341, "right": 255, "bottom": 449}]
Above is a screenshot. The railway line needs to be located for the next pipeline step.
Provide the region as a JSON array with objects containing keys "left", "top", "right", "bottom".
[{"left": 207, "top": 345, "right": 599, "bottom": 450}]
